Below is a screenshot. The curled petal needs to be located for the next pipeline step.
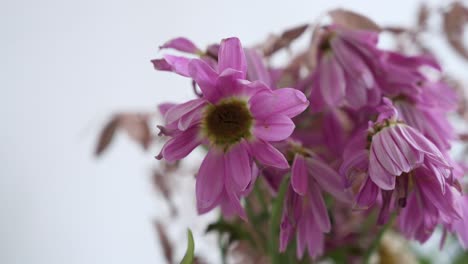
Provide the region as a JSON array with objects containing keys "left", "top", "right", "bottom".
[
  {"left": 160, "top": 37, "right": 200, "bottom": 54},
  {"left": 369, "top": 146, "right": 396, "bottom": 190},
  {"left": 249, "top": 88, "right": 309, "bottom": 119},
  {"left": 154, "top": 55, "right": 192, "bottom": 77},
  {"left": 157, "top": 126, "right": 202, "bottom": 162},
  {"left": 218, "top": 37, "right": 247, "bottom": 78},
  {"left": 188, "top": 59, "right": 220, "bottom": 102},
  {"left": 164, "top": 98, "right": 206, "bottom": 125}
]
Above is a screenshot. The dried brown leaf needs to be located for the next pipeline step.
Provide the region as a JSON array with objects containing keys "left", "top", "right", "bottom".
[
  {"left": 95, "top": 117, "right": 119, "bottom": 156},
  {"left": 154, "top": 221, "right": 173, "bottom": 264},
  {"left": 263, "top": 24, "right": 309, "bottom": 56},
  {"left": 417, "top": 3, "right": 430, "bottom": 31},
  {"left": 443, "top": 2, "right": 468, "bottom": 60},
  {"left": 95, "top": 113, "right": 152, "bottom": 156},
  {"left": 328, "top": 8, "right": 381, "bottom": 32}
]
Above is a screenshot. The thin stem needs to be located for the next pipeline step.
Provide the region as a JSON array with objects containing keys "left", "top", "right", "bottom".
[{"left": 268, "top": 176, "right": 290, "bottom": 264}]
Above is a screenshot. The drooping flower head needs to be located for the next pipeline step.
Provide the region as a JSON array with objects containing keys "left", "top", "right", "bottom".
[
  {"left": 154, "top": 37, "right": 309, "bottom": 218},
  {"left": 308, "top": 25, "right": 383, "bottom": 112},
  {"left": 340, "top": 98, "right": 455, "bottom": 223}
]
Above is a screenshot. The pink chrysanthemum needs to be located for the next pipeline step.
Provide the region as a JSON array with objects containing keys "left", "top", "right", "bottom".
[{"left": 154, "top": 37, "right": 309, "bottom": 218}]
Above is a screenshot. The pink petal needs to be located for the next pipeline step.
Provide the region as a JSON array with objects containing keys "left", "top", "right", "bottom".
[
  {"left": 319, "top": 53, "right": 345, "bottom": 106},
  {"left": 305, "top": 223, "right": 324, "bottom": 259},
  {"left": 220, "top": 189, "right": 247, "bottom": 221},
  {"left": 291, "top": 155, "right": 308, "bottom": 196},
  {"left": 368, "top": 146, "right": 396, "bottom": 190},
  {"left": 196, "top": 150, "right": 225, "bottom": 213},
  {"left": 248, "top": 140, "right": 289, "bottom": 169},
  {"left": 160, "top": 37, "right": 200, "bottom": 54},
  {"left": 249, "top": 88, "right": 309, "bottom": 119},
  {"left": 356, "top": 177, "right": 379, "bottom": 208},
  {"left": 224, "top": 143, "right": 252, "bottom": 192},
  {"left": 307, "top": 158, "right": 351, "bottom": 203},
  {"left": 296, "top": 218, "right": 307, "bottom": 259},
  {"left": 188, "top": 59, "right": 220, "bottom": 102},
  {"left": 253, "top": 114, "right": 295, "bottom": 142},
  {"left": 371, "top": 131, "right": 402, "bottom": 176},
  {"left": 158, "top": 103, "right": 176, "bottom": 116},
  {"left": 162, "top": 55, "right": 192, "bottom": 77},
  {"left": 218, "top": 37, "right": 247, "bottom": 78},
  {"left": 307, "top": 183, "right": 331, "bottom": 232},
  {"left": 245, "top": 48, "right": 272, "bottom": 86},
  {"left": 157, "top": 126, "right": 202, "bottom": 162},
  {"left": 388, "top": 126, "right": 423, "bottom": 167},
  {"left": 164, "top": 98, "right": 206, "bottom": 125}
]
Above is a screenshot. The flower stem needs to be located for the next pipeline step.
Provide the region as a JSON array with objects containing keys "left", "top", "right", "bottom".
[
  {"left": 363, "top": 213, "right": 396, "bottom": 264},
  {"left": 268, "top": 176, "right": 290, "bottom": 264}
]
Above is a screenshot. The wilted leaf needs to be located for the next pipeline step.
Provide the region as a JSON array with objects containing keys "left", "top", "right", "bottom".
[
  {"left": 154, "top": 221, "right": 173, "bottom": 264},
  {"left": 95, "top": 113, "right": 152, "bottom": 156},
  {"left": 328, "top": 9, "right": 381, "bottom": 32},
  {"left": 263, "top": 24, "right": 309, "bottom": 56},
  {"left": 180, "top": 229, "right": 195, "bottom": 264},
  {"left": 417, "top": 3, "right": 430, "bottom": 31},
  {"left": 95, "top": 117, "right": 120, "bottom": 156},
  {"left": 443, "top": 2, "right": 468, "bottom": 60}
]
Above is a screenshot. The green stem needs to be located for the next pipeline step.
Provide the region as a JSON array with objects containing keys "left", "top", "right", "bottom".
[
  {"left": 363, "top": 213, "right": 396, "bottom": 263},
  {"left": 268, "top": 176, "right": 290, "bottom": 264}
]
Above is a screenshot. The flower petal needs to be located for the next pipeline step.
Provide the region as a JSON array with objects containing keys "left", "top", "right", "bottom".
[
  {"left": 159, "top": 55, "right": 192, "bottom": 77},
  {"left": 307, "top": 183, "right": 331, "bottom": 232},
  {"left": 160, "top": 37, "right": 200, "bottom": 54},
  {"left": 164, "top": 98, "right": 206, "bottom": 125},
  {"left": 248, "top": 140, "right": 289, "bottom": 169},
  {"left": 319, "top": 53, "right": 345, "bottom": 106},
  {"left": 368, "top": 145, "right": 396, "bottom": 190},
  {"left": 157, "top": 126, "right": 202, "bottom": 162},
  {"left": 196, "top": 149, "right": 225, "bottom": 213},
  {"left": 218, "top": 37, "right": 247, "bottom": 78},
  {"left": 249, "top": 88, "right": 309, "bottom": 119},
  {"left": 356, "top": 177, "right": 379, "bottom": 208},
  {"left": 225, "top": 143, "right": 252, "bottom": 192},
  {"left": 188, "top": 59, "right": 220, "bottom": 102},
  {"left": 307, "top": 158, "right": 351, "bottom": 203},
  {"left": 291, "top": 155, "right": 308, "bottom": 196},
  {"left": 253, "top": 114, "right": 295, "bottom": 142}
]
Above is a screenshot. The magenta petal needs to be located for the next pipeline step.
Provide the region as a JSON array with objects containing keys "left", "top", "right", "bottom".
[
  {"left": 307, "top": 158, "right": 351, "bottom": 203},
  {"left": 379, "top": 128, "right": 412, "bottom": 173},
  {"left": 188, "top": 59, "right": 220, "bottom": 102},
  {"left": 158, "top": 103, "right": 176, "bottom": 116},
  {"left": 371, "top": 131, "right": 401, "bottom": 176},
  {"left": 159, "top": 126, "right": 201, "bottom": 162},
  {"left": 296, "top": 218, "right": 307, "bottom": 259},
  {"left": 225, "top": 144, "right": 252, "bottom": 192},
  {"left": 306, "top": 224, "right": 324, "bottom": 259},
  {"left": 249, "top": 88, "right": 309, "bottom": 119},
  {"left": 356, "top": 178, "right": 379, "bottom": 208},
  {"left": 218, "top": 37, "right": 247, "bottom": 78},
  {"left": 162, "top": 55, "right": 192, "bottom": 77},
  {"left": 160, "top": 37, "right": 200, "bottom": 54},
  {"left": 369, "top": 146, "right": 396, "bottom": 190},
  {"left": 307, "top": 183, "right": 331, "bottom": 232},
  {"left": 291, "top": 155, "right": 308, "bottom": 196},
  {"left": 253, "top": 114, "right": 295, "bottom": 142},
  {"left": 245, "top": 48, "right": 272, "bottom": 86},
  {"left": 248, "top": 140, "right": 289, "bottom": 169},
  {"left": 196, "top": 150, "right": 225, "bottom": 213},
  {"left": 319, "top": 53, "right": 345, "bottom": 106},
  {"left": 164, "top": 98, "right": 206, "bottom": 125}
]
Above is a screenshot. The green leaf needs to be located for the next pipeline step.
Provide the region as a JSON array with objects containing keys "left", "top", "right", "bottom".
[
  {"left": 180, "top": 229, "right": 195, "bottom": 264},
  {"left": 268, "top": 176, "right": 290, "bottom": 264}
]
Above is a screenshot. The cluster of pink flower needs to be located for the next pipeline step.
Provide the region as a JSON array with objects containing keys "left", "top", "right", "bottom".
[{"left": 152, "top": 24, "right": 467, "bottom": 260}]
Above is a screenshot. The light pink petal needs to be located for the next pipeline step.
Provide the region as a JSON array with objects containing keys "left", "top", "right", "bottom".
[
  {"left": 177, "top": 106, "right": 203, "bottom": 131},
  {"left": 218, "top": 37, "right": 247, "bottom": 78},
  {"left": 370, "top": 133, "right": 400, "bottom": 176},
  {"left": 220, "top": 188, "right": 247, "bottom": 221},
  {"left": 158, "top": 103, "right": 176, "bottom": 116},
  {"left": 296, "top": 218, "right": 307, "bottom": 259},
  {"left": 158, "top": 126, "right": 202, "bottom": 162},
  {"left": 319, "top": 53, "right": 345, "bottom": 106},
  {"left": 160, "top": 37, "right": 200, "bottom": 54},
  {"left": 225, "top": 144, "right": 252, "bottom": 192},
  {"left": 253, "top": 114, "right": 295, "bottom": 142},
  {"left": 188, "top": 59, "right": 220, "bottom": 102},
  {"left": 368, "top": 146, "right": 396, "bottom": 190},
  {"left": 452, "top": 196, "right": 468, "bottom": 249},
  {"left": 379, "top": 128, "right": 413, "bottom": 173},
  {"left": 248, "top": 140, "right": 289, "bottom": 169},
  {"left": 307, "top": 183, "right": 331, "bottom": 232},
  {"left": 307, "top": 158, "right": 351, "bottom": 203},
  {"left": 291, "top": 155, "right": 308, "bottom": 196},
  {"left": 196, "top": 150, "right": 225, "bottom": 214},
  {"left": 399, "top": 192, "right": 423, "bottom": 238},
  {"left": 388, "top": 126, "right": 423, "bottom": 167},
  {"left": 249, "top": 88, "right": 309, "bottom": 119},
  {"left": 245, "top": 48, "right": 272, "bottom": 86},
  {"left": 161, "top": 55, "right": 192, "bottom": 77},
  {"left": 164, "top": 98, "right": 206, "bottom": 125}
]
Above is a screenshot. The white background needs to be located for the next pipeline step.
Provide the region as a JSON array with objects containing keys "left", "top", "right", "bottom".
[{"left": 1, "top": 0, "right": 465, "bottom": 263}]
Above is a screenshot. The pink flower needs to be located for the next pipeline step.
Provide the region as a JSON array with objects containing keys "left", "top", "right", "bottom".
[
  {"left": 308, "top": 25, "right": 382, "bottom": 112},
  {"left": 279, "top": 142, "right": 350, "bottom": 259},
  {"left": 341, "top": 99, "right": 454, "bottom": 223},
  {"left": 155, "top": 37, "right": 309, "bottom": 218}
]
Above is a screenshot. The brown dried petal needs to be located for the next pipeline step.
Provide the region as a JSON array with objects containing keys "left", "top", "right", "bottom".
[
  {"left": 263, "top": 24, "right": 309, "bottom": 56},
  {"left": 95, "top": 117, "right": 119, "bottom": 156},
  {"left": 328, "top": 8, "right": 381, "bottom": 32},
  {"left": 417, "top": 3, "right": 430, "bottom": 31},
  {"left": 443, "top": 2, "right": 468, "bottom": 60}
]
